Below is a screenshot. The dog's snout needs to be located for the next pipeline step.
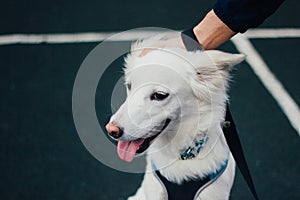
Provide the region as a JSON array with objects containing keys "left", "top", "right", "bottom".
[{"left": 106, "top": 122, "right": 123, "bottom": 139}]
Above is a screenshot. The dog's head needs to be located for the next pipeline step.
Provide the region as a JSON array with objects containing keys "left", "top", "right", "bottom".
[{"left": 106, "top": 39, "right": 245, "bottom": 162}]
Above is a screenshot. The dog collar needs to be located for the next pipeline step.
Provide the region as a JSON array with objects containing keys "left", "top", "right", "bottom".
[
  {"left": 180, "top": 135, "right": 208, "bottom": 160},
  {"left": 179, "top": 121, "right": 231, "bottom": 160}
]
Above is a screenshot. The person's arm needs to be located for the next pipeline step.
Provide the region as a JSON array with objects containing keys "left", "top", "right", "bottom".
[
  {"left": 193, "top": 9, "right": 235, "bottom": 50},
  {"left": 193, "top": 0, "right": 285, "bottom": 49}
]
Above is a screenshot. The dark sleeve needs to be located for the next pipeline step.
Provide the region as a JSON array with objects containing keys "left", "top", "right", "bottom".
[{"left": 213, "top": 0, "right": 285, "bottom": 33}]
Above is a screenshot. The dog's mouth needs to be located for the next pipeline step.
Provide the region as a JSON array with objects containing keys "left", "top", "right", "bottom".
[{"left": 117, "top": 118, "right": 171, "bottom": 162}]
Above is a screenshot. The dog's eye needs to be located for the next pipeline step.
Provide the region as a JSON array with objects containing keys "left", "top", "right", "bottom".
[
  {"left": 150, "top": 91, "right": 169, "bottom": 101},
  {"left": 126, "top": 83, "right": 131, "bottom": 91}
]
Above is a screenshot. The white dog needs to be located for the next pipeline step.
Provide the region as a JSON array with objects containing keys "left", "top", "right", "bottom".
[{"left": 106, "top": 37, "right": 245, "bottom": 200}]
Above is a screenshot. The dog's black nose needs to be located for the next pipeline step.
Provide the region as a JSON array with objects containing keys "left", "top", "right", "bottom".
[
  {"left": 109, "top": 129, "right": 123, "bottom": 139},
  {"left": 106, "top": 122, "right": 123, "bottom": 139}
]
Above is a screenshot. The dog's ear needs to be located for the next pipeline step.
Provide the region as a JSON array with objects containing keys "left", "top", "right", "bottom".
[
  {"left": 205, "top": 50, "right": 246, "bottom": 70},
  {"left": 190, "top": 50, "right": 245, "bottom": 101}
]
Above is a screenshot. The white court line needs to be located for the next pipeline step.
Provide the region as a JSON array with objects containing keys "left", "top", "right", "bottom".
[
  {"left": 245, "top": 28, "right": 300, "bottom": 38},
  {"left": 231, "top": 34, "right": 300, "bottom": 135},
  {"left": 0, "top": 33, "right": 114, "bottom": 45},
  {"left": 0, "top": 28, "right": 300, "bottom": 45},
  {"left": 0, "top": 31, "right": 171, "bottom": 45}
]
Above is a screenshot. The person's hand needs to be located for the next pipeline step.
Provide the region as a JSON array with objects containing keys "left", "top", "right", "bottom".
[
  {"left": 138, "top": 9, "right": 236, "bottom": 58},
  {"left": 193, "top": 9, "right": 236, "bottom": 50}
]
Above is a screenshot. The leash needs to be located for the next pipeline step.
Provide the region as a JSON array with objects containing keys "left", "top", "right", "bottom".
[
  {"left": 181, "top": 29, "right": 259, "bottom": 200},
  {"left": 223, "top": 104, "right": 259, "bottom": 200}
]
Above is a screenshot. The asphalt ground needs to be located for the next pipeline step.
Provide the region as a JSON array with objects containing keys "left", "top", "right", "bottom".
[{"left": 0, "top": 0, "right": 299, "bottom": 199}]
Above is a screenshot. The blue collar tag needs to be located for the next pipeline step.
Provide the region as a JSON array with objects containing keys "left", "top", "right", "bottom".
[{"left": 180, "top": 135, "right": 208, "bottom": 160}]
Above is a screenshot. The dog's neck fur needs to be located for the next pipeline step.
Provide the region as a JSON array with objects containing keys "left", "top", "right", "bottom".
[{"left": 147, "top": 104, "right": 229, "bottom": 184}]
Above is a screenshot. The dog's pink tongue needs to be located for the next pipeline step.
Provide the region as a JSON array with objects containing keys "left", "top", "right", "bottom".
[{"left": 117, "top": 139, "right": 144, "bottom": 162}]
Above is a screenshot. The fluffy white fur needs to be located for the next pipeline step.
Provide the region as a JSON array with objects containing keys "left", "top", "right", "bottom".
[{"left": 110, "top": 37, "right": 245, "bottom": 200}]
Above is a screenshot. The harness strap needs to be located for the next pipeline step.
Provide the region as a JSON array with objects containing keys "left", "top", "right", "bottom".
[
  {"left": 152, "top": 159, "right": 228, "bottom": 200},
  {"left": 155, "top": 170, "right": 210, "bottom": 200},
  {"left": 181, "top": 29, "right": 259, "bottom": 200}
]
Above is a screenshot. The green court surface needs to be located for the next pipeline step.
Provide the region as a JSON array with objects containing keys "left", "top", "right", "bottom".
[{"left": 0, "top": 0, "right": 299, "bottom": 199}]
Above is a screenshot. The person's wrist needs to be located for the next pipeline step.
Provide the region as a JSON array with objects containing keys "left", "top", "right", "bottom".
[{"left": 193, "top": 10, "right": 236, "bottom": 50}]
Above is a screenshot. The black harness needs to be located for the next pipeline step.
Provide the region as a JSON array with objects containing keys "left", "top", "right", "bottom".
[
  {"left": 153, "top": 160, "right": 228, "bottom": 200},
  {"left": 155, "top": 170, "right": 210, "bottom": 200}
]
